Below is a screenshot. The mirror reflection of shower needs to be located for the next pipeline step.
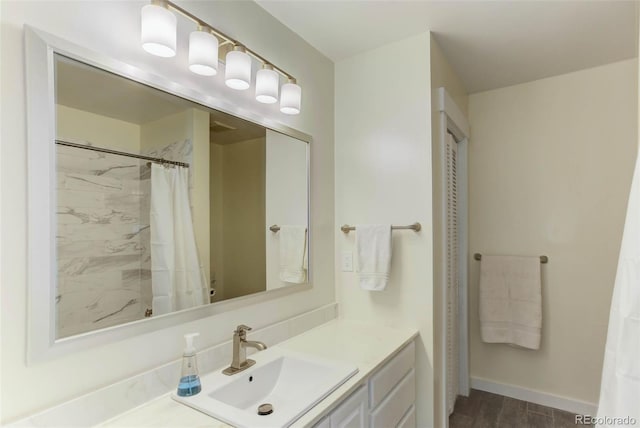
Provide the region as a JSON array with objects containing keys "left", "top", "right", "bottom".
[
  {"left": 55, "top": 136, "right": 196, "bottom": 337},
  {"left": 54, "top": 54, "right": 309, "bottom": 339}
]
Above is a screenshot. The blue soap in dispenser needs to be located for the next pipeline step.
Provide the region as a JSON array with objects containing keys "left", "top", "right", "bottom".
[{"left": 177, "top": 333, "right": 201, "bottom": 397}]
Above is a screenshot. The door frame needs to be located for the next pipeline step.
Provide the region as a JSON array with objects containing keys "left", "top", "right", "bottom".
[{"left": 437, "top": 88, "right": 470, "bottom": 415}]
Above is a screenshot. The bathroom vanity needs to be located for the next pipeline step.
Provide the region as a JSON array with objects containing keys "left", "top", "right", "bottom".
[
  {"left": 18, "top": 25, "right": 418, "bottom": 428},
  {"left": 98, "top": 319, "right": 418, "bottom": 428},
  {"left": 312, "top": 340, "right": 416, "bottom": 428}
]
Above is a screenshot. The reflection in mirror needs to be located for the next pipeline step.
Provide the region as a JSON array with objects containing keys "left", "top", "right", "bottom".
[{"left": 54, "top": 54, "right": 309, "bottom": 339}]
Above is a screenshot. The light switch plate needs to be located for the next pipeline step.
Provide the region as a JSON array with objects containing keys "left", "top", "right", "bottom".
[{"left": 341, "top": 251, "right": 353, "bottom": 272}]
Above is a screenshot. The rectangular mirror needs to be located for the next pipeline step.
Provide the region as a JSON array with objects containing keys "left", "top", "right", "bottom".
[{"left": 53, "top": 54, "right": 309, "bottom": 339}]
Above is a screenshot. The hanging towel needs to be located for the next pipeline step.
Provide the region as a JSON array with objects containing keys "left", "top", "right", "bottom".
[
  {"left": 479, "top": 255, "right": 542, "bottom": 350},
  {"left": 279, "top": 225, "right": 307, "bottom": 283},
  {"left": 356, "top": 224, "right": 392, "bottom": 291}
]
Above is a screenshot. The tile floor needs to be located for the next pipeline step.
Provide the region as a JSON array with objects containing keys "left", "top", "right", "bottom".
[{"left": 449, "top": 389, "right": 591, "bottom": 428}]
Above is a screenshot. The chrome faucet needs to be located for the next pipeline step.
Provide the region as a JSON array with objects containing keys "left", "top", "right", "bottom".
[{"left": 222, "top": 324, "right": 267, "bottom": 375}]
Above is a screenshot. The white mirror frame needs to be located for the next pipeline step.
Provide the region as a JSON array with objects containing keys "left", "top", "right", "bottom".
[{"left": 25, "top": 25, "right": 312, "bottom": 364}]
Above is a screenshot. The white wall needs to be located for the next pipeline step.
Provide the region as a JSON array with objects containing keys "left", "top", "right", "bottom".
[
  {"left": 265, "top": 129, "right": 309, "bottom": 290},
  {"left": 468, "top": 59, "right": 638, "bottom": 406},
  {"left": 0, "top": 0, "right": 334, "bottom": 422},
  {"left": 335, "top": 33, "right": 435, "bottom": 427}
]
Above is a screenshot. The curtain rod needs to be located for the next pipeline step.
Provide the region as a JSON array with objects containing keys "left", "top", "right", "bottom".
[{"left": 55, "top": 140, "right": 190, "bottom": 168}]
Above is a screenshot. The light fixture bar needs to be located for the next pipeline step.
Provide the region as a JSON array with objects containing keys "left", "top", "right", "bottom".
[{"left": 164, "top": 0, "right": 295, "bottom": 81}]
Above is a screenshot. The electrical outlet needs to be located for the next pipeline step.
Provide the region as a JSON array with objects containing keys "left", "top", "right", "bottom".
[{"left": 341, "top": 251, "right": 353, "bottom": 272}]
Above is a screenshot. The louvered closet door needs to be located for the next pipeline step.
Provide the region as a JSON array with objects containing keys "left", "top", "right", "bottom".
[{"left": 446, "top": 132, "right": 459, "bottom": 416}]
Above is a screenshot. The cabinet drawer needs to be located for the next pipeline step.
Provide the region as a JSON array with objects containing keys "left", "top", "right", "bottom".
[
  {"left": 370, "top": 369, "right": 415, "bottom": 428},
  {"left": 397, "top": 404, "right": 416, "bottom": 428},
  {"left": 369, "top": 341, "right": 415, "bottom": 409},
  {"left": 330, "top": 385, "right": 369, "bottom": 428}
]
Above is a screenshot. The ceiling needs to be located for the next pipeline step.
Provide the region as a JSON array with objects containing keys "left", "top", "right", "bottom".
[
  {"left": 256, "top": 0, "right": 637, "bottom": 93},
  {"left": 56, "top": 55, "right": 194, "bottom": 124},
  {"left": 209, "top": 109, "right": 266, "bottom": 145}
]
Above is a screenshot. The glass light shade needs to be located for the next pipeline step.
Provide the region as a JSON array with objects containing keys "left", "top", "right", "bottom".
[
  {"left": 141, "top": 4, "right": 177, "bottom": 58},
  {"left": 225, "top": 48, "right": 251, "bottom": 90},
  {"left": 280, "top": 81, "right": 302, "bottom": 115},
  {"left": 255, "top": 66, "right": 279, "bottom": 104},
  {"left": 188, "top": 30, "right": 219, "bottom": 76}
]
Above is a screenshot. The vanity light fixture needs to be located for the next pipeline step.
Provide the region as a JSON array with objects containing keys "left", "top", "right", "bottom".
[
  {"left": 280, "top": 78, "right": 302, "bottom": 115},
  {"left": 225, "top": 45, "right": 251, "bottom": 90},
  {"left": 255, "top": 64, "right": 279, "bottom": 104},
  {"left": 140, "top": 1, "right": 177, "bottom": 57},
  {"left": 188, "top": 27, "right": 219, "bottom": 76},
  {"left": 139, "top": 0, "right": 302, "bottom": 114}
]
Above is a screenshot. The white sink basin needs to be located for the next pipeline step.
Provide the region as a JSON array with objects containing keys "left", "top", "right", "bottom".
[{"left": 172, "top": 346, "right": 358, "bottom": 428}]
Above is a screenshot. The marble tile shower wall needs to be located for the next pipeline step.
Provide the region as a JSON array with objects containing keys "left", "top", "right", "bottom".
[
  {"left": 56, "top": 144, "right": 150, "bottom": 338},
  {"left": 55, "top": 139, "right": 192, "bottom": 339}
]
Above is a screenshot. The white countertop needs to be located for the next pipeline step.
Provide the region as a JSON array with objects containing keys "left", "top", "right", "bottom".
[{"left": 99, "top": 319, "right": 418, "bottom": 428}]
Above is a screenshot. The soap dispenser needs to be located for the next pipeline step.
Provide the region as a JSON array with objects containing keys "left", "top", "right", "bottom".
[{"left": 177, "top": 333, "right": 202, "bottom": 397}]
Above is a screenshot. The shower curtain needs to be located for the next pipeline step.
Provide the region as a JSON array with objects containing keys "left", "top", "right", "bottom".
[
  {"left": 597, "top": 156, "right": 640, "bottom": 427},
  {"left": 150, "top": 164, "right": 207, "bottom": 316}
]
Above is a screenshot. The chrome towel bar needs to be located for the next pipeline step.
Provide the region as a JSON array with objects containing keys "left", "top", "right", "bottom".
[
  {"left": 269, "top": 225, "right": 308, "bottom": 233},
  {"left": 340, "top": 222, "right": 422, "bottom": 234},
  {"left": 474, "top": 253, "right": 548, "bottom": 264}
]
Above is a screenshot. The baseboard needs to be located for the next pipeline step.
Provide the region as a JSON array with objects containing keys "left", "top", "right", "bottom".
[{"left": 470, "top": 376, "right": 598, "bottom": 416}]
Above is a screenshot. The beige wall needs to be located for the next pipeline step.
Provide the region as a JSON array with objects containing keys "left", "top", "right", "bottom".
[
  {"left": 1, "top": 0, "right": 334, "bottom": 421},
  {"left": 215, "top": 138, "right": 266, "bottom": 299},
  {"left": 468, "top": 59, "right": 638, "bottom": 406},
  {"left": 140, "top": 109, "right": 195, "bottom": 151},
  {"left": 335, "top": 33, "right": 435, "bottom": 427},
  {"left": 209, "top": 143, "right": 225, "bottom": 301},
  {"left": 429, "top": 35, "right": 468, "bottom": 428},
  {"left": 190, "top": 109, "right": 211, "bottom": 288},
  {"left": 56, "top": 104, "right": 140, "bottom": 150}
]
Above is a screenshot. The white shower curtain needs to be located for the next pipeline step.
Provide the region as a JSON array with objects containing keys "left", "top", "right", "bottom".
[
  {"left": 597, "top": 156, "right": 640, "bottom": 427},
  {"left": 150, "top": 164, "right": 207, "bottom": 316}
]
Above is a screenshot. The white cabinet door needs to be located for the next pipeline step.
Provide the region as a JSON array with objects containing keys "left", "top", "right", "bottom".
[
  {"left": 313, "top": 415, "right": 332, "bottom": 428},
  {"left": 369, "top": 342, "right": 415, "bottom": 409},
  {"left": 370, "top": 369, "right": 415, "bottom": 428},
  {"left": 330, "top": 386, "right": 369, "bottom": 428}
]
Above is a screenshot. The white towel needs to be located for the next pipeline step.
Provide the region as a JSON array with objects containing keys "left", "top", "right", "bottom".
[
  {"left": 356, "top": 224, "right": 392, "bottom": 291},
  {"left": 479, "top": 255, "right": 542, "bottom": 350},
  {"left": 279, "top": 226, "right": 307, "bottom": 283}
]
